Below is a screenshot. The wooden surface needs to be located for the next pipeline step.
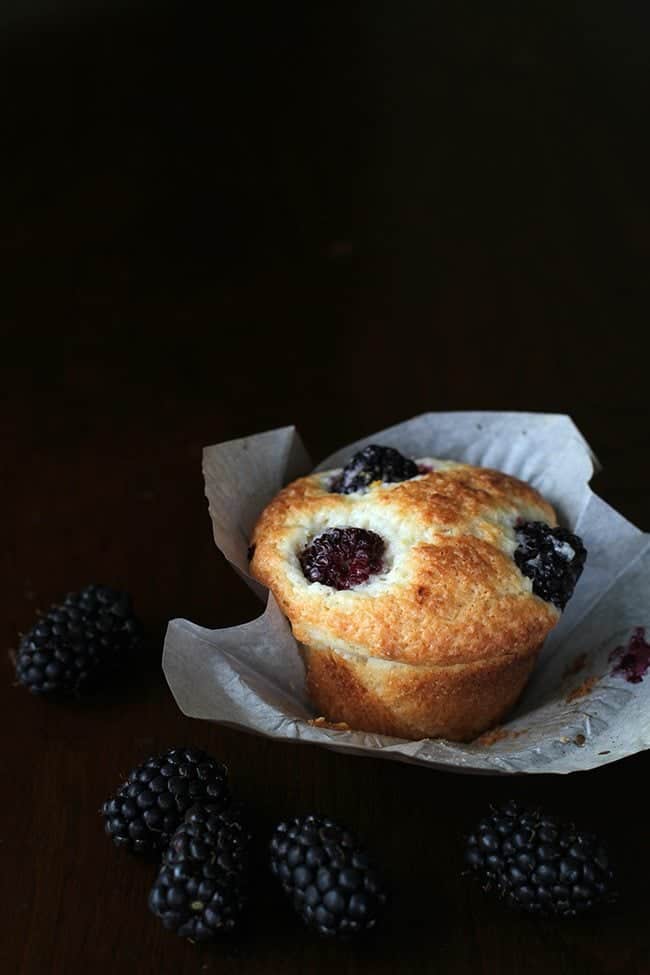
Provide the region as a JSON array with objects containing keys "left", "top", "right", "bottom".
[{"left": 3, "top": 5, "right": 650, "bottom": 973}]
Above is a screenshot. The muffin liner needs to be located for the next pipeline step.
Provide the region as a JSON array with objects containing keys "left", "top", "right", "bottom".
[{"left": 163, "top": 413, "right": 650, "bottom": 774}]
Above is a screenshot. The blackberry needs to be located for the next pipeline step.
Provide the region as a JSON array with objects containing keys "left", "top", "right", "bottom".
[
  {"left": 464, "top": 800, "right": 616, "bottom": 918},
  {"left": 102, "top": 747, "right": 230, "bottom": 856},
  {"left": 270, "top": 814, "right": 387, "bottom": 937},
  {"left": 148, "top": 804, "right": 250, "bottom": 941},
  {"left": 333, "top": 444, "right": 418, "bottom": 494},
  {"left": 514, "top": 521, "right": 587, "bottom": 610},
  {"left": 15, "top": 584, "right": 142, "bottom": 695},
  {"left": 299, "top": 527, "right": 385, "bottom": 590}
]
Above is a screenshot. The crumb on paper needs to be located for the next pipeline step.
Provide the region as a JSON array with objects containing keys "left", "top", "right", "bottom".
[
  {"left": 309, "top": 716, "right": 351, "bottom": 732},
  {"left": 476, "top": 726, "right": 528, "bottom": 746},
  {"left": 476, "top": 727, "right": 508, "bottom": 745},
  {"left": 560, "top": 733, "right": 587, "bottom": 747},
  {"left": 566, "top": 676, "right": 598, "bottom": 702},
  {"left": 564, "top": 652, "right": 588, "bottom": 678}
]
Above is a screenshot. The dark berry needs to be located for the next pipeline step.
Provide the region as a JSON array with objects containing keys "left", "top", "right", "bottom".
[
  {"left": 299, "top": 528, "right": 385, "bottom": 590},
  {"left": 514, "top": 522, "right": 587, "bottom": 610},
  {"left": 149, "top": 803, "right": 250, "bottom": 940},
  {"left": 15, "top": 584, "right": 142, "bottom": 695},
  {"left": 464, "top": 801, "right": 616, "bottom": 918},
  {"left": 102, "top": 748, "right": 230, "bottom": 856},
  {"left": 270, "top": 814, "right": 387, "bottom": 937},
  {"left": 332, "top": 444, "right": 418, "bottom": 494}
]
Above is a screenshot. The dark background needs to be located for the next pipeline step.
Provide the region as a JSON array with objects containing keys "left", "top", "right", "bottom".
[{"left": 2, "top": 4, "right": 649, "bottom": 973}]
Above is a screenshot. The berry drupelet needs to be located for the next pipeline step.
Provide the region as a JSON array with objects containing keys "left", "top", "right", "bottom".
[
  {"left": 464, "top": 800, "right": 616, "bottom": 918},
  {"left": 102, "top": 747, "right": 230, "bottom": 856},
  {"left": 332, "top": 444, "right": 419, "bottom": 494},
  {"left": 299, "top": 528, "right": 385, "bottom": 590},
  {"left": 270, "top": 814, "right": 387, "bottom": 937},
  {"left": 15, "top": 584, "right": 142, "bottom": 695},
  {"left": 514, "top": 522, "right": 587, "bottom": 610},
  {"left": 148, "top": 804, "right": 251, "bottom": 941}
]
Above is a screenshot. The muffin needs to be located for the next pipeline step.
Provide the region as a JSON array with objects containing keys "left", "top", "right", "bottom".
[{"left": 249, "top": 444, "right": 587, "bottom": 742}]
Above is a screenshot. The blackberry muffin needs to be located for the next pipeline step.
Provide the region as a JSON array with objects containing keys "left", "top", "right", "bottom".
[{"left": 249, "top": 445, "right": 586, "bottom": 742}]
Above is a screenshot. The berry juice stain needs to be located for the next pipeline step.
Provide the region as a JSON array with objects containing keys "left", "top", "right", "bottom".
[{"left": 609, "top": 627, "right": 650, "bottom": 683}]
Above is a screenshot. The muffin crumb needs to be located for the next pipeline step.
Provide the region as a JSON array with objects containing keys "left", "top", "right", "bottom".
[
  {"left": 309, "top": 716, "right": 351, "bottom": 731},
  {"left": 566, "top": 676, "right": 598, "bottom": 702},
  {"left": 476, "top": 726, "right": 527, "bottom": 746}
]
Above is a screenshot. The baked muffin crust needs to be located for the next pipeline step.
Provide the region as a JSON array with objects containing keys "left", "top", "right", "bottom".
[{"left": 251, "top": 460, "right": 559, "bottom": 666}]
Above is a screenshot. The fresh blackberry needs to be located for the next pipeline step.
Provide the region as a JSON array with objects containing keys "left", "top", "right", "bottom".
[
  {"left": 149, "top": 803, "right": 251, "bottom": 941},
  {"left": 514, "top": 521, "right": 587, "bottom": 610},
  {"left": 15, "top": 584, "right": 142, "bottom": 695},
  {"left": 102, "top": 747, "right": 230, "bottom": 856},
  {"left": 299, "top": 527, "right": 385, "bottom": 590},
  {"left": 464, "top": 800, "right": 616, "bottom": 918},
  {"left": 270, "top": 814, "right": 387, "bottom": 938},
  {"left": 333, "top": 444, "right": 419, "bottom": 494}
]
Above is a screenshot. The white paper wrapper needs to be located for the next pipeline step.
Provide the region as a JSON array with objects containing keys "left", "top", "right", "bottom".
[{"left": 163, "top": 413, "right": 650, "bottom": 774}]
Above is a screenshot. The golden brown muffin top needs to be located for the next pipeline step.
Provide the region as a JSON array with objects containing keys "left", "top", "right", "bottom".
[{"left": 250, "top": 459, "right": 560, "bottom": 668}]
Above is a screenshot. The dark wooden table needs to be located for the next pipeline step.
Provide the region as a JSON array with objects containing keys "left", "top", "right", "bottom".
[{"left": 3, "top": 5, "right": 649, "bottom": 973}]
